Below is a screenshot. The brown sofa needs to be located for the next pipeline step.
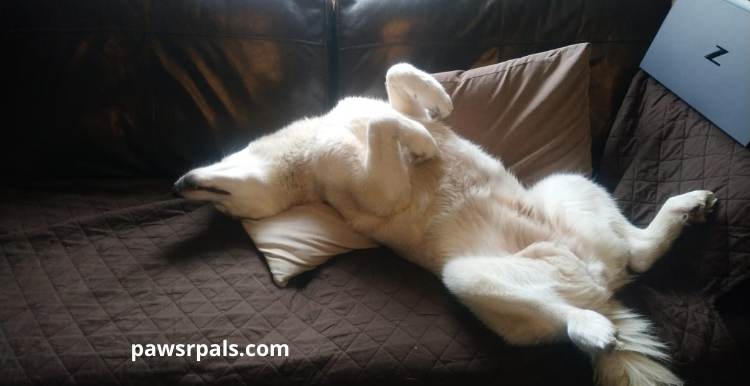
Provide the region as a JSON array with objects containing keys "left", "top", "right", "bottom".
[{"left": 2, "top": 1, "right": 747, "bottom": 385}]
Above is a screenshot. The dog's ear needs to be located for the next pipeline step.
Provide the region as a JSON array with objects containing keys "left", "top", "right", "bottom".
[{"left": 385, "top": 63, "right": 453, "bottom": 121}]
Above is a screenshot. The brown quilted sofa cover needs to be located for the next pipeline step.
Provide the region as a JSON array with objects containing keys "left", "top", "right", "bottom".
[
  {"left": 1, "top": 72, "right": 748, "bottom": 386},
  {"left": 599, "top": 71, "right": 750, "bottom": 386}
]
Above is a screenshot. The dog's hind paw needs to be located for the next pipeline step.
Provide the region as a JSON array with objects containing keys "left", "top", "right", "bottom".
[
  {"left": 667, "top": 190, "right": 718, "bottom": 224},
  {"left": 567, "top": 309, "right": 618, "bottom": 353}
]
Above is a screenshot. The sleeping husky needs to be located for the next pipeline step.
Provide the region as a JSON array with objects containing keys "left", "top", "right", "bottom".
[{"left": 175, "top": 63, "right": 715, "bottom": 386}]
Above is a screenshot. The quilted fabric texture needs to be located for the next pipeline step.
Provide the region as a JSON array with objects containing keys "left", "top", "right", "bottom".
[
  {"left": 0, "top": 179, "right": 172, "bottom": 235},
  {"left": 1, "top": 71, "right": 747, "bottom": 385},
  {"left": 600, "top": 71, "right": 750, "bottom": 385},
  {"left": 1, "top": 181, "right": 595, "bottom": 386}
]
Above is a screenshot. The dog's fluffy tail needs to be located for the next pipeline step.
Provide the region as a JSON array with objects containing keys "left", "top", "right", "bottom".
[{"left": 593, "top": 303, "right": 683, "bottom": 386}]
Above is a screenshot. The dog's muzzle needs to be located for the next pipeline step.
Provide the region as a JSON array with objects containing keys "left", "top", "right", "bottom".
[{"left": 173, "top": 173, "right": 231, "bottom": 197}]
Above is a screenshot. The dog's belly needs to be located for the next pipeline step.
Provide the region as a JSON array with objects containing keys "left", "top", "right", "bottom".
[
  {"left": 327, "top": 183, "right": 442, "bottom": 270},
  {"left": 429, "top": 194, "right": 556, "bottom": 258},
  {"left": 340, "top": 181, "right": 550, "bottom": 274},
  {"left": 385, "top": 186, "right": 624, "bottom": 282},
  {"left": 328, "top": 133, "right": 542, "bottom": 273}
]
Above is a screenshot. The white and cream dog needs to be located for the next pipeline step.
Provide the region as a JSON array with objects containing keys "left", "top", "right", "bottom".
[{"left": 175, "top": 63, "right": 715, "bottom": 386}]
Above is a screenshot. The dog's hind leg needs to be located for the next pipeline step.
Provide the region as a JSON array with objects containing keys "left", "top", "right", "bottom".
[
  {"left": 442, "top": 255, "right": 683, "bottom": 385},
  {"left": 442, "top": 254, "right": 617, "bottom": 353},
  {"left": 352, "top": 115, "right": 438, "bottom": 215},
  {"left": 386, "top": 63, "right": 453, "bottom": 120},
  {"left": 530, "top": 174, "right": 717, "bottom": 281},
  {"left": 626, "top": 190, "right": 717, "bottom": 272}
]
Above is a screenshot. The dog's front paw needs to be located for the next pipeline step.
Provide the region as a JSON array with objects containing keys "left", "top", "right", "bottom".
[
  {"left": 415, "top": 79, "right": 453, "bottom": 120},
  {"left": 387, "top": 63, "right": 453, "bottom": 120},
  {"left": 567, "top": 309, "right": 618, "bottom": 353},
  {"left": 666, "top": 190, "right": 718, "bottom": 224},
  {"left": 395, "top": 117, "right": 439, "bottom": 162},
  {"left": 401, "top": 127, "right": 439, "bottom": 162}
]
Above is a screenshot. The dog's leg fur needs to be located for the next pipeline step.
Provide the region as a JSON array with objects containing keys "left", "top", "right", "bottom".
[
  {"left": 526, "top": 175, "right": 716, "bottom": 386},
  {"left": 342, "top": 63, "right": 449, "bottom": 216},
  {"left": 353, "top": 115, "right": 438, "bottom": 215},
  {"left": 531, "top": 174, "right": 716, "bottom": 276},
  {"left": 386, "top": 63, "right": 453, "bottom": 120},
  {"left": 442, "top": 249, "right": 616, "bottom": 352},
  {"left": 626, "top": 190, "right": 717, "bottom": 272},
  {"left": 442, "top": 255, "right": 568, "bottom": 345}
]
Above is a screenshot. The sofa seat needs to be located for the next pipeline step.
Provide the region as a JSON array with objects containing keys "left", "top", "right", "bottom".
[{"left": 0, "top": 179, "right": 593, "bottom": 386}]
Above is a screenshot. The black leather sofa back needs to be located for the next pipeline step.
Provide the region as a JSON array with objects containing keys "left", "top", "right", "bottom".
[
  {"left": 2, "top": 0, "right": 670, "bottom": 178},
  {"left": 3, "top": 0, "right": 333, "bottom": 177}
]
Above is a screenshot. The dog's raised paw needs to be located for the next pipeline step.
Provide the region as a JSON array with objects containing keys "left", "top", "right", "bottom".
[
  {"left": 387, "top": 63, "right": 453, "bottom": 120},
  {"left": 402, "top": 129, "right": 439, "bottom": 162},
  {"left": 417, "top": 81, "right": 453, "bottom": 120},
  {"left": 396, "top": 117, "right": 440, "bottom": 162},
  {"left": 567, "top": 309, "right": 618, "bottom": 353},
  {"left": 667, "top": 190, "right": 718, "bottom": 224}
]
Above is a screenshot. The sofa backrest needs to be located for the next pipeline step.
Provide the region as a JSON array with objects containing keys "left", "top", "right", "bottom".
[
  {"left": 333, "top": 0, "right": 672, "bottom": 170},
  {"left": 3, "top": 0, "right": 333, "bottom": 177},
  {"left": 2, "top": 0, "right": 670, "bottom": 178}
]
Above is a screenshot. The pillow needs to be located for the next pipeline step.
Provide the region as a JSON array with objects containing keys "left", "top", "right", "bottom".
[
  {"left": 246, "top": 43, "right": 593, "bottom": 286},
  {"left": 242, "top": 203, "right": 376, "bottom": 286},
  {"left": 432, "top": 43, "right": 592, "bottom": 183}
]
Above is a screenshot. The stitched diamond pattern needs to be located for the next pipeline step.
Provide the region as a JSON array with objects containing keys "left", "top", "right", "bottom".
[{"left": 0, "top": 186, "right": 592, "bottom": 386}]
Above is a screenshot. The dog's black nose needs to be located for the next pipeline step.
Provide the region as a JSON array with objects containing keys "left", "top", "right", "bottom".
[{"left": 173, "top": 173, "right": 198, "bottom": 196}]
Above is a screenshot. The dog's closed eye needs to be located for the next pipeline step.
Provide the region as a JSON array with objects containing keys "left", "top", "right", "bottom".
[
  {"left": 194, "top": 186, "right": 231, "bottom": 195},
  {"left": 173, "top": 174, "right": 231, "bottom": 196}
]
